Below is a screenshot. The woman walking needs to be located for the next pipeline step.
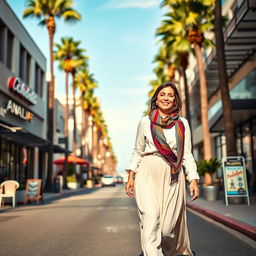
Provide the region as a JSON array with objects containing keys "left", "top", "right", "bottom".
[{"left": 125, "top": 82, "right": 199, "bottom": 256}]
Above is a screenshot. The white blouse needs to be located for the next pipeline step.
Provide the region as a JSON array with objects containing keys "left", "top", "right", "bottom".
[{"left": 126, "top": 115, "right": 199, "bottom": 183}]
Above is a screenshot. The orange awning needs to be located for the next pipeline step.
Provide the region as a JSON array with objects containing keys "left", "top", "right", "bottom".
[{"left": 54, "top": 155, "right": 89, "bottom": 165}]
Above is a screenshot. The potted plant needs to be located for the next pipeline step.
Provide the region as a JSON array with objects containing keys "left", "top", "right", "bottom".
[
  {"left": 197, "top": 158, "right": 221, "bottom": 201},
  {"left": 67, "top": 175, "right": 78, "bottom": 189}
]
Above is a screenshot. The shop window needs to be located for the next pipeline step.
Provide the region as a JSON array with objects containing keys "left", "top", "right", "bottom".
[
  {"left": 0, "top": 19, "right": 5, "bottom": 63},
  {"left": 6, "top": 29, "right": 14, "bottom": 70}
]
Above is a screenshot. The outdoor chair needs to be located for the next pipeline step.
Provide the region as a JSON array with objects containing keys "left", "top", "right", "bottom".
[{"left": 0, "top": 180, "right": 20, "bottom": 208}]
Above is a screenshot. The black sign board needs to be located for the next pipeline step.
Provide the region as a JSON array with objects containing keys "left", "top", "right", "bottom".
[{"left": 24, "top": 179, "right": 43, "bottom": 204}]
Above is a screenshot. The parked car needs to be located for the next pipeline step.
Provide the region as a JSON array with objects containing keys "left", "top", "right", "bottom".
[
  {"left": 115, "top": 175, "right": 124, "bottom": 184},
  {"left": 101, "top": 175, "right": 116, "bottom": 187}
]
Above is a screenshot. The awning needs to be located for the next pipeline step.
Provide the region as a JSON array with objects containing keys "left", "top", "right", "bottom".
[
  {"left": 191, "top": 0, "right": 256, "bottom": 100},
  {"left": 0, "top": 121, "right": 70, "bottom": 153},
  {"left": 54, "top": 155, "right": 89, "bottom": 165},
  {"left": 0, "top": 124, "right": 49, "bottom": 148},
  {"left": 209, "top": 99, "right": 256, "bottom": 132}
]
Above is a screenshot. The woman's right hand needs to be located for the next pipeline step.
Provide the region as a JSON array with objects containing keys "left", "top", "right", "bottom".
[{"left": 125, "top": 170, "right": 135, "bottom": 197}]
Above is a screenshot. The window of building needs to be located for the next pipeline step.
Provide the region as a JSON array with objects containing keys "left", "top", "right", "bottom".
[
  {"left": 230, "top": 69, "right": 256, "bottom": 99},
  {"left": 0, "top": 19, "right": 5, "bottom": 63},
  {"left": 6, "top": 29, "right": 14, "bottom": 70},
  {"left": 19, "top": 44, "right": 32, "bottom": 87},
  {"left": 34, "top": 62, "right": 44, "bottom": 97},
  {"left": 0, "top": 139, "right": 33, "bottom": 185},
  {"left": 26, "top": 53, "right": 31, "bottom": 86},
  {"left": 19, "top": 44, "right": 26, "bottom": 82}
]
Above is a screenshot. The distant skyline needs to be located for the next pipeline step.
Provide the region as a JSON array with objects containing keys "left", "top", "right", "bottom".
[{"left": 7, "top": 0, "right": 162, "bottom": 172}]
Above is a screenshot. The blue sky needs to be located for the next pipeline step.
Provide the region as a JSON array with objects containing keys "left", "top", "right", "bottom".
[{"left": 7, "top": 0, "right": 162, "bottom": 172}]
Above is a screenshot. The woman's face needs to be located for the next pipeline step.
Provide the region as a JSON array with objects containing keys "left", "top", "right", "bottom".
[{"left": 156, "top": 86, "right": 175, "bottom": 114}]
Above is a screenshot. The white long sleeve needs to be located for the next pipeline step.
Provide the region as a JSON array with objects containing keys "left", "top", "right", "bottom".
[
  {"left": 181, "top": 118, "right": 199, "bottom": 182},
  {"left": 126, "top": 118, "right": 146, "bottom": 173},
  {"left": 126, "top": 116, "right": 199, "bottom": 182}
]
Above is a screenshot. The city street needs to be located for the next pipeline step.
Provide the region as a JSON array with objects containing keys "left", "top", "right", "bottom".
[{"left": 1, "top": 185, "right": 256, "bottom": 256}]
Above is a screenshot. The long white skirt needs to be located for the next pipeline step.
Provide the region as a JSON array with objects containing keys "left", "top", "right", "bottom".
[{"left": 135, "top": 154, "right": 193, "bottom": 256}]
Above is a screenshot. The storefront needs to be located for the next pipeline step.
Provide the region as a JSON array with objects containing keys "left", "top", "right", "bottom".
[{"left": 0, "top": 0, "right": 48, "bottom": 186}]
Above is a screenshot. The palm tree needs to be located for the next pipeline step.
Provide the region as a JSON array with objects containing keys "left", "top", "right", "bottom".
[
  {"left": 54, "top": 37, "right": 85, "bottom": 188},
  {"left": 156, "top": 19, "right": 192, "bottom": 124},
  {"left": 186, "top": 1, "right": 215, "bottom": 162},
  {"left": 214, "top": 0, "right": 237, "bottom": 156},
  {"left": 70, "top": 56, "right": 88, "bottom": 157},
  {"left": 75, "top": 69, "right": 97, "bottom": 158},
  {"left": 161, "top": 0, "right": 214, "bottom": 163},
  {"left": 23, "top": 0, "right": 81, "bottom": 191}
]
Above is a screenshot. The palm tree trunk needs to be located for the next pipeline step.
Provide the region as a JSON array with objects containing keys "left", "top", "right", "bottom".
[
  {"left": 80, "top": 91, "right": 86, "bottom": 187},
  {"left": 63, "top": 71, "right": 69, "bottom": 188},
  {"left": 181, "top": 67, "right": 191, "bottom": 127},
  {"left": 194, "top": 43, "right": 212, "bottom": 161},
  {"left": 72, "top": 74, "right": 77, "bottom": 155},
  {"left": 215, "top": 0, "right": 237, "bottom": 156},
  {"left": 45, "top": 27, "right": 55, "bottom": 192}
]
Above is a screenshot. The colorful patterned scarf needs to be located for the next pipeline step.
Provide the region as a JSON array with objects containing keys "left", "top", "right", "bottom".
[{"left": 149, "top": 109, "right": 185, "bottom": 184}]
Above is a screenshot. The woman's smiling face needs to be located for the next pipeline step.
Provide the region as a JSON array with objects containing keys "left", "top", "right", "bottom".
[{"left": 156, "top": 86, "right": 175, "bottom": 114}]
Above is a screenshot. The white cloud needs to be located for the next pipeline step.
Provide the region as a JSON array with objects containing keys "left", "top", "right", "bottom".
[{"left": 100, "top": 0, "right": 159, "bottom": 10}]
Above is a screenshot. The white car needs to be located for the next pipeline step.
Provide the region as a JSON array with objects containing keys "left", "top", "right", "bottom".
[{"left": 101, "top": 175, "right": 116, "bottom": 186}]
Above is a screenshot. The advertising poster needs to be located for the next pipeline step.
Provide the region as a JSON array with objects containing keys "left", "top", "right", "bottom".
[{"left": 223, "top": 158, "right": 247, "bottom": 196}]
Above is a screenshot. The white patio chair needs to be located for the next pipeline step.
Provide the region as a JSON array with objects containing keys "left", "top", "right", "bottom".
[{"left": 0, "top": 180, "right": 20, "bottom": 208}]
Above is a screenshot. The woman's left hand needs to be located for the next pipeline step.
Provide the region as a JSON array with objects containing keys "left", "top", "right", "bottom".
[{"left": 190, "top": 180, "right": 199, "bottom": 201}]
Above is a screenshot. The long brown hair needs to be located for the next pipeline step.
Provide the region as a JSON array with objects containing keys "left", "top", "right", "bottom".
[{"left": 150, "top": 82, "right": 182, "bottom": 113}]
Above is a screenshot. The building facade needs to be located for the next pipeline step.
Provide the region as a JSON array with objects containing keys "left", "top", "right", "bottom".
[
  {"left": 187, "top": 0, "right": 256, "bottom": 191},
  {"left": 0, "top": 0, "right": 48, "bottom": 186}
]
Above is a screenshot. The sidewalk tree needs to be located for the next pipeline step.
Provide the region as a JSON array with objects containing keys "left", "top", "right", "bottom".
[
  {"left": 54, "top": 37, "right": 85, "bottom": 188},
  {"left": 70, "top": 55, "right": 88, "bottom": 157},
  {"left": 75, "top": 69, "right": 97, "bottom": 186},
  {"left": 159, "top": 0, "right": 215, "bottom": 185},
  {"left": 23, "top": 0, "right": 81, "bottom": 191},
  {"left": 161, "top": 0, "right": 214, "bottom": 158},
  {"left": 214, "top": 0, "right": 237, "bottom": 156}
]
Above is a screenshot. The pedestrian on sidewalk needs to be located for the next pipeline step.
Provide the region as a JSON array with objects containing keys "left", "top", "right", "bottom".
[{"left": 125, "top": 82, "right": 200, "bottom": 256}]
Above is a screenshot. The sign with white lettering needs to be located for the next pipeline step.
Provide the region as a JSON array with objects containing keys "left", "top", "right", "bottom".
[
  {"left": 5, "top": 99, "right": 33, "bottom": 122},
  {"left": 222, "top": 156, "right": 250, "bottom": 206},
  {"left": 8, "top": 77, "right": 37, "bottom": 105}
]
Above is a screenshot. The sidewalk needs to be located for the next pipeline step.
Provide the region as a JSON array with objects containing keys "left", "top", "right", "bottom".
[{"left": 186, "top": 192, "right": 256, "bottom": 241}]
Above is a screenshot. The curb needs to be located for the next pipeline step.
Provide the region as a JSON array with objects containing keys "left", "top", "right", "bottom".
[
  {"left": 186, "top": 202, "right": 256, "bottom": 241},
  {"left": 44, "top": 187, "right": 87, "bottom": 200}
]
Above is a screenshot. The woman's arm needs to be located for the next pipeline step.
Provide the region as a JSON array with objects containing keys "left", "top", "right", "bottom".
[
  {"left": 125, "top": 118, "right": 146, "bottom": 174},
  {"left": 125, "top": 170, "right": 136, "bottom": 197},
  {"left": 182, "top": 118, "right": 199, "bottom": 183},
  {"left": 125, "top": 118, "right": 146, "bottom": 197},
  {"left": 182, "top": 118, "right": 200, "bottom": 200}
]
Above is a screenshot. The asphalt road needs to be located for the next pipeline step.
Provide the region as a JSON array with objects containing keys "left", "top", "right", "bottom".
[{"left": 0, "top": 185, "right": 256, "bottom": 256}]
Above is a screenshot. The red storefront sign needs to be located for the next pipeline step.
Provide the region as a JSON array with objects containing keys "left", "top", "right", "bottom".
[{"left": 8, "top": 77, "right": 37, "bottom": 105}]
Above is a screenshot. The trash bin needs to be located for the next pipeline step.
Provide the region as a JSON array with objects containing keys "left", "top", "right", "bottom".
[{"left": 54, "top": 175, "right": 63, "bottom": 193}]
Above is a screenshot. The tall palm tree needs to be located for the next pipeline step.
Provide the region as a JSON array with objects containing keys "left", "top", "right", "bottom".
[
  {"left": 70, "top": 56, "right": 88, "bottom": 156},
  {"left": 214, "top": 0, "right": 237, "bottom": 156},
  {"left": 54, "top": 37, "right": 84, "bottom": 188},
  {"left": 161, "top": 0, "right": 214, "bottom": 163},
  {"left": 23, "top": 0, "right": 81, "bottom": 191},
  {"left": 156, "top": 20, "right": 192, "bottom": 125},
  {"left": 75, "top": 69, "right": 97, "bottom": 159}
]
